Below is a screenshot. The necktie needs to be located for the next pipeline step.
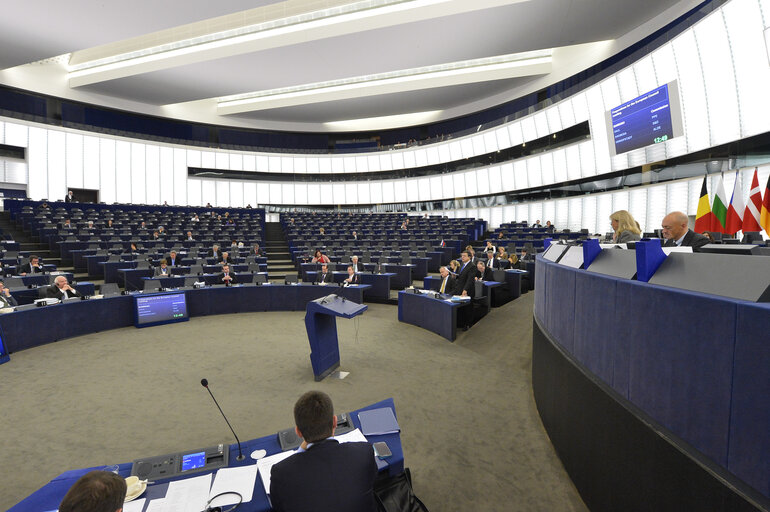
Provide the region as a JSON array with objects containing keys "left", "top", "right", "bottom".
[{"left": 440, "top": 278, "right": 446, "bottom": 293}]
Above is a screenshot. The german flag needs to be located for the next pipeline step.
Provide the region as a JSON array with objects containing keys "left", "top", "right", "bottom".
[
  {"left": 693, "top": 175, "right": 714, "bottom": 233},
  {"left": 761, "top": 174, "right": 770, "bottom": 237}
]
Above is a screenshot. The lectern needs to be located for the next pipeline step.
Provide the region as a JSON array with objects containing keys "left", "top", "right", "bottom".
[{"left": 304, "top": 294, "right": 367, "bottom": 381}]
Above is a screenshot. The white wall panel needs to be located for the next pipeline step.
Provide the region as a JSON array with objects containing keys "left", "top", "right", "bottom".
[
  {"left": 382, "top": 181, "right": 395, "bottom": 203},
  {"left": 417, "top": 177, "right": 431, "bottom": 201},
  {"left": 584, "top": 86, "right": 611, "bottom": 175},
  {"left": 406, "top": 178, "right": 419, "bottom": 202},
  {"left": 243, "top": 154, "right": 256, "bottom": 171},
  {"left": 5, "top": 160, "right": 26, "bottom": 184},
  {"left": 357, "top": 182, "right": 370, "bottom": 204},
  {"left": 464, "top": 171, "right": 478, "bottom": 197},
  {"left": 244, "top": 182, "right": 257, "bottom": 206},
  {"left": 172, "top": 148, "right": 187, "bottom": 205},
  {"left": 332, "top": 182, "right": 345, "bottom": 203},
  {"left": 27, "top": 128, "right": 47, "bottom": 199},
  {"left": 615, "top": 68, "right": 638, "bottom": 103},
  {"left": 282, "top": 157, "right": 295, "bottom": 173},
  {"left": 344, "top": 156, "right": 356, "bottom": 173},
  {"left": 571, "top": 93, "right": 590, "bottom": 123},
  {"left": 553, "top": 148, "right": 568, "bottom": 183},
  {"left": 567, "top": 197, "right": 583, "bottom": 232},
  {"left": 378, "top": 153, "right": 393, "bottom": 171},
  {"left": 268, "top": 156, "right": 280, "bottom": 173},
  {"left": 98, "top": 138, "right": 116, "bottom": 203},
  {"left": 230, "top": 181, "right": 244, "bottom": 207},
  {"left": 489, "top": 206, "right": 503, "bottom": 229},
  {"left": 647, "top": 184, "right": 668, "bottom": 232},
  {"left": 229, "top": 154, "right": 243, "bottom": 171},
  {"left": 281, "top": 183, "right": 294, "bottom": 205},
  {"left": 483, "top": 131, "right": 498, "bottom": 153},
  {"left": 545, "top": 106, "right": 562, "bottom": 134},
  {"left": 673, "top": 31, "right": 710, "bottom": 152},
  {"left": 116, "top": 141, "right": 132, "bottom": 203},
  {"left": 0, "top": 121, "right": 4, "bottom": 144},
  {"left": 83, "top": 136, "right": 100, "bottom": 189},
  {"left": 515, "top": 204, "right": 528, "bottom": 223},
  {"left": 269, "top": 183, "right": 282, "bottom": 204},
  {"left": 201, "top": 180, "right": 217, "bottom": 206},
  {"left": 355, "top": 156, "right": 369, "bottom": 173},
  {"left": 159, "top": 147, "right": 174, "bottom": 205},
  {"left": 495, "top": 126, "right": 511, "bottom": 150},
  {"left": 317, "top": 157, "right": 331, "bottom": 174},
  {"left": 488, "top": 165, "right": 503, "bottom": 194},
  {"left": 65, "top": 133, "right": 84, "bottom": 189},
  {"left": 306, "top": 183, "right": 320, "bottom": 204},
  {"left": 558, "top": 100, "right": 576, "bottom": 128},
  {"left": 413, "top": 148, "right": 427, "bottom": 168},
  {"left": 46, "top": 130, "right": 65, "bottom": 201},
  {"left": 294, "top": 183, "right": 307, "bottom": 205},
  {"left": 540, "top": 153, "right": 555, "bottom": 186},
  {"left": 513, "top": 160, "right": 527, "bottom": 190},
  {"left": 145, "top": 145, "right": 161, "bottom": 205},
  {"left": 530, "top": 203, "right": 543, "bottom": 225},
  {"left": 695, "top": 11, "right": 740, "bottom": 145},
  {"left": 441, "top": 173, "right": 454, "bottom": 198},
  {"left": 390, "top": 152, "right": 404, "bottom": 171},
  {"left": 437, "top": 143, "right": 451, "bottom": 163},
  {"left": 369, "top": 182, "right": 383, "bottom": 204},
  {"left": 581, "top": 195, "right": 598, "bottom": 234},
  {"left": 215, "top": 152, "right": 228, "bottom": 170},
  {"left": 579, "top": 141, "right": 597, "bottom": 178},
  {"left": 201, "top": 151, "right": 215, "bottom": 169},
  {"left": 612, "top": 190, "right": 629, "bottom": 213},
  {"left": 393, "top": 180, "right": 407, "bottom": 202},
  {"left": 520, "top": 116, "right": 537, "bottom": 141},
  {"left": 187, "top": 179, "right": 202, "bottom": 207},
  {"left": 129, "top": 143, "right": 146, "bottom": 204},
  {"left": 534, "top": 111, "right": 550, "bottom": 138},
  {"left": 293, "top": 156, "right": 306, "bottom": 173},
  {"left": 453, "top": 173, "right": 466, "bottom": 197},
  {"left": 331, "top": 157, "right": 345, "bottom": 173},
  {"left": 345, "top": 183, "right": 358, "bottom": 203},
  {"left": 448, "top": 141, "right": 463, "bottom": 161},
  {"left": 526, "top": 157, "right": 542, "bottom": 187},
  {"left": 632, "top": 56, "right": 658, "bottom": 99},
  {"left": 501, "top": 162, "right": 515, "bottom": 191},
  {"left": 724, "top": 0, "right": 770, "bottom": 137},
  {"left": 429, "top": 176, "right": 443, "bottom": 199},
  {"left": 256, "top": 155, "right": 269, "bottom": 172},
  {"left": 472, "top": 135, "right": 486, "bottom": 156},
  {"left": 629, "top": 188, "right": 648, "bottom": 233},
  {"left": 554, "top": 200, "right": 569, "bottom": 228},
  {"left": 367, "top": 154, "right": 381, "bottom": 172},
  {"left": 5, "top": 123, "right": 27, "bottom": 147},
  {"left": 596, "top": 193, "right": 613, "bottom": 236},
  {"left": 459, "top": 137, "right": 473, "bottom": 159}
]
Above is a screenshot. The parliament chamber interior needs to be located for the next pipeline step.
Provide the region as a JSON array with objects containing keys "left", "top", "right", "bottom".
[{"left": 1, "top": 0, "right": 770, "bottom": 511}]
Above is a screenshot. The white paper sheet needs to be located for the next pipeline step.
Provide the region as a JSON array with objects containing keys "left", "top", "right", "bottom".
[
  {"left": 333, "top": 428, "right": 368, "bottom": 444},
  {"left": 123, "top": 498, "right": 146, "bottom": 512},
  {"left": 208, "top": 464, "right": 259, "bottom": 506},
  {"left": 256, "top": 450, "right": 295, "bottom": 495},
  {"left": 163, "top": 473, "right": 212, "bottom": 512}
]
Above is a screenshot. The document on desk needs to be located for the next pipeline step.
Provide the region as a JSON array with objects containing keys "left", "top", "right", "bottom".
[
  {"left": 333, "top": 428, "right": 369, "bottom": 444},
  {"left": 163, "top": 473, "right": 212, "bottom": 512},
  {"left": 358, "top": 407, "right": 400, "bottom": 435},
  {"left": 209, "top": 464, "right": 258, "bottom": 505},
  {"left": 122, "top": 498, "right": 146, "bottom": 512},
  {"left": 257, "top": 450, "right": 296, "bottom": 495}
]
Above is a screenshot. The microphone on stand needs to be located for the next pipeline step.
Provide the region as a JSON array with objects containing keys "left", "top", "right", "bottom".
[{"left": 200, "top": 378, "right": 245, "bottom": 461}]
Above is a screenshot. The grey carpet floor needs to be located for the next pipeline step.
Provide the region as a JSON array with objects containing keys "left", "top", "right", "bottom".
[{"left": 0, "top": 292, "right": 587, "bottom": 511}]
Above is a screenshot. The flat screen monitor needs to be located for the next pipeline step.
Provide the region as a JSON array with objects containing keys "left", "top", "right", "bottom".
[
  {"left": 605, "top": 81, "right": 684, "bottom": 156},
  {"left": 134, "top": 292, "right": 189, "bottom": 328},
  {"left": 558, "top": 246, "right": 584, "bottom": 269},
  {"left": 542, "top": 243, "right": 568, "bottom": 262}
]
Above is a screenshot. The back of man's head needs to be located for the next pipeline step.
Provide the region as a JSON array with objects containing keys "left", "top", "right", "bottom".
[
  {"left": 59, "top": 470, "right": 126, "bottom": 512},
  {"left": 294, "top": 390, "right": 334, "bottom": 443}
]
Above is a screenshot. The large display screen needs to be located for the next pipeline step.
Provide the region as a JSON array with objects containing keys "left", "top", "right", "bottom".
[
  {"left": 134, "top": 292, "right": 189, "bottom": 328},
  {"left": 606, "top": 81, "right": 683, "bottom": 156}
]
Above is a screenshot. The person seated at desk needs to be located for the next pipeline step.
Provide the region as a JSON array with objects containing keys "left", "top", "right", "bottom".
[
  {"left": 59, "top": 470, "right": 126, "bottom": 512},
  {"left": 532, "top": 220, "right": 542, "bottom": 228},
  {"left": 208, "top": 244, "right": 223, "bottom": 259},
  {"left": 311, "top": 249, "right": 330, "bottom": 264},
  {"left": 219, "top": 251, "right": 233, "bottom": 265},
  {"left": 610, "top": 210, "right": 642, "bottom": 243},
  {"left": 165, "top": 250, "right": 181, "bottom": 267},
  {"left": 252, "top": 244, "right": 263, "bottom": 257},
  {"left": 316, "top": 263, "right": 333, "bottom": 284},
  {"left": 661, "top": 211, "right": 710, "bottom": 250},
  {"left": 496, "top": 246, "right": 506, "bottom": 259},
  {"left": 64, "top": 190, "right": 76, "bottom": 203},
  {"left": 437, "top": 266, "right": 456, "bottom": 294},
  {"left": 154, "top": 259, "right": 171, "bottom": 277},
  {"left": 497, "top": 231, "right": 505, "bottom": 240},
  {"left": 475, "top": 260, "right": 494, "bottom": 282},
  {"left": 151, "top": 230, "right": 160, "bottom": 240},
  {"left": 520, "top": 249, "right": 534, "bottom": 262},
  {"left": 351, "top": 230, "right": 358, "bottom": 241},
  {"left": 508, "top": 253, "right": 522, "bottom": 270},
  {"left": 485, "top": 250, "right": 505, "bottom": 270},
  {"left": 61, "top": 218, "right": 74, "bottom": 230},
  {"left": 18, "top": 255, "right": 45, "bottom": 275},
  {"left": 190, "top": 213, "right": 200, "bottom": 223},
  {"left": 45, "top": 276, "right": 81, "bottom": 299},
  {"left": 270, "top": 390, "right": 377, "bottom": 512},
  {"left": 218, "top": 264, "right": 237, "bottom": 286},
  {"left": 319, "top": 227, "right": 326, "bottom": 235},
  {"left": 157, "top": 226, "right": 167, "bottom": 237},
  {"left": 124, "top": 243, "right": 139, "bottom": 254},
  {"left": 0, "top": 279, "right": 19, "bottom": 309},
  {"left": 350, "top": 255, "right": 364, "bottom": 272},
  {"left": 545, "top": 220, "right": 555, "bottom": 232},
  {"left": 484, "top": 241, "right": 496, "bottom": 254},
  {"left": 448, "top": 259, "right": 460, "bottom": 276},
  {"left": 186, "top": 231, "right": 195, "bottom": 241},
  {"left": 231, "top": 239, "right": 244, "bottom": 248},
  {"left": 343, "top": 266, "right": 359, "bottom": 286}
]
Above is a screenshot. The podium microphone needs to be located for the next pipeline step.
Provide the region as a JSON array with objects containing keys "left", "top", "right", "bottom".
[{"left": 200, "top": 378, "right": 245, "bottom": 461}]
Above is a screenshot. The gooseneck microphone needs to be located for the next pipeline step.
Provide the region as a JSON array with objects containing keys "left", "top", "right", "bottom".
[{"left": 200, "top": 378, "right": 245, "bottom": 461}]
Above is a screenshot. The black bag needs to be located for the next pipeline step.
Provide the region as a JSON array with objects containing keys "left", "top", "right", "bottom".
[{"left": 374, "top": 468, "right": 429, "bottom": 512}]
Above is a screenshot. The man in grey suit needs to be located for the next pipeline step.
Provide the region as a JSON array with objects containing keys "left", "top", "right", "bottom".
[{"left": 661, "top": 211, "right": 709, "bottom": 250}]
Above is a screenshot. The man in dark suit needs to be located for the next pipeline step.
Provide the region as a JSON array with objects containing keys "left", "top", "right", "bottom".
[
  {"left": 485, "top": 250, "right": 502, "bottom": 270},
  {"left": 165, "top": 250, "right": 181, "bottom": 267},
  {"left": 437, "top": 266, "right": 456, "bottom": 295},
  {"left": 270, "top": 391, "right": 377, "bottom": 512},
  {"left": 218, "top": 264, "right": 237, "bottom": 286},
  {"left": 252, "top": 244, "right": 263, "bottom": 257},
  {"left": 18, "top": 255, "right": 45, "bottom": 275},
  {"left": 0, "top": 280, "right": 19, "bottom": 309},
  {"left": 64, "top": 190, "right": 76, "bottom": 203},
  {"left": 475, "top": 260, "right": 494, "bottom": 282},
  {"left": 316, "top": 263, "right": 333, "bottom": 284},
  {"left": 208, "top": 244, "right": 222, "bottom": 259},
  {"left": 219, "top": 251, "right": 234, "bottom": 265},
  {"left": 45, "top": 276, "right": 81, "bottom": 299},
  {"left": 342, "top": 266, "right": 360, "bottom": 286},
  {"left": 350, "top": 255, "right": 364, "bottom": 272},
  {"left": 455, "top": 251, "right": 476, "bottom": 298},
  {"left": 661, "top": 211, "right": 710, "bottom": 251}
]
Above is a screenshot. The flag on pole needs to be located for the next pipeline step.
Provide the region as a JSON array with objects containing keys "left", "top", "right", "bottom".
[
  {"left": 761, "top": 174, "right": 770, "bottom": 236},
  {"left": 693, "top": 175, "right": 714, "bottom": 233},
  {"left": 724, "top": 171, "right": 744, "bottom": 235},
  {"left": 710, "top": 174, "right": 728, "bottom": 233},
  {"left": 743, "top": 168, "right": 762, "bottom": 232}
]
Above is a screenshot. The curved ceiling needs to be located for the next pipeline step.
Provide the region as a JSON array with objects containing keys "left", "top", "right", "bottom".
[{"left": 0, "top": 0, "right": 701, "bottom": 132}]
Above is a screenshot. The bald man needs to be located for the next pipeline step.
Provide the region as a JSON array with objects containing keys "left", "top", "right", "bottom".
[
  {"left": 661, "top": 211, "right": 709, "bottom": 250},
  {"left": 45, "top": 276, "right": 82, "bottom": 300}
]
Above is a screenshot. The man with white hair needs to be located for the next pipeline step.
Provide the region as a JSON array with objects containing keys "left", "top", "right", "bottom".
[
  {"left": 45, "top": 276, "right": 81, "bottom": 299},
  {"left": 661, "top": 211, "right": 709, "bottom": 250}
]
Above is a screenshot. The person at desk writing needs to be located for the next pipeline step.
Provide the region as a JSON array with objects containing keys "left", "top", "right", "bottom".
[
  {"left": 45, "top": 276, "right": 81, "bottom": 300},
  {"left": 270, "top": 390, "right": 378, "bottom": 512},
  {"left": 59, "top": 470, "right": 126, "bottom": 512},
  {"left": 507, "top": 253, "right": 522, "bottom": 270},
  {"left": 661, "top": 211, "right": 710, "bottom": 250},
  {"left": 18, "top": 255, "right": 45, "bottom": 275},
  {"left": 0, "top": 279, "right": 19, "bottom": 308},
  {"left": 343, "top": 266, "right": 359, "bottom": 286},
  {"left": 218, "top": 264, "right": 237, "bottom": 286},
  {"left": 475, "top": 260, "right": 494, "bottom": 282},
  {"left": 154, "top": 259, "right": 170, "bottom": 277},
  {"left": 316, "top": 263, "right": 333, "bottom": 284},
  {"left": 610, "top": 210, "right": 642, "bottom": 243}
]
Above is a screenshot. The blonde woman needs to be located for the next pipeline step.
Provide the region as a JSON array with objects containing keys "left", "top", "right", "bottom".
[{"left": 610, "top": 210, "right": 642, "bottom": 243}]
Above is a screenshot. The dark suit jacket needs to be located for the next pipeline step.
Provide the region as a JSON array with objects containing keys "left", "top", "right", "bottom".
[
  {"left": 455, "top": 261, "right": 476, "bottom": 297},
  {"left": 438, "top": 275, "right": 456, "bottom": 294},
  {"left": 350, "top": 261, "right": 365, "bottom": 272},
  {"left": 207, "top": 249, "right": 222, "bottom": 259},
  {"left": 486, "top": 257, "right": 503, "bottom": 270},
  {"left": 316, "top": 271, "right": 333, "bottom": 284},
  {"left": 64, "top": 194, "right": 75, "bottom": 203},
  {"left": 18, "top": 263, "right": 44, "bottom": 275},
  {"left": 343, "top": 273, "right": 360, "bottom": 285},
  {"left": 165, "top": 256, "right": 181, "bottom": 267},
  {"left": 270, "top": 439, "right": 377, "bottom": 512},
  {"left": 476, "top": 267, "right": 494, "bottom": 282},
  {"left": 44, "top": 285, "right": 80, "bottom": 299},
  {"left": 217, "top": 272, "right": 238, "bottom": 285},
  {"left": 663, "top": 230, "right": 710, "bottom": 251},
  {"left": 0, "top": 292, "right": 18, "bottom": 308}
]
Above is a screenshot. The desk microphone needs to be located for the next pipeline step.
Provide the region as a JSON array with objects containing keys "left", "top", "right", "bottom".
[{"left": 200, "top": 378, "right": 245, "bottom": 461}]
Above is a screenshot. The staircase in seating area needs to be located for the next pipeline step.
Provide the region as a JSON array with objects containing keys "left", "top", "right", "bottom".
[
  {"left": 264, "top": 222, "right": 295, "bottom": 281},
  {"left": 0, "top": 211, "right": 66, "bottom": 275}
]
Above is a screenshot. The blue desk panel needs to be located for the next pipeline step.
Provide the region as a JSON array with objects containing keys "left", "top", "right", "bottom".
[{"left": 397, "top": 290, "right": 467, "bottom": 342}]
